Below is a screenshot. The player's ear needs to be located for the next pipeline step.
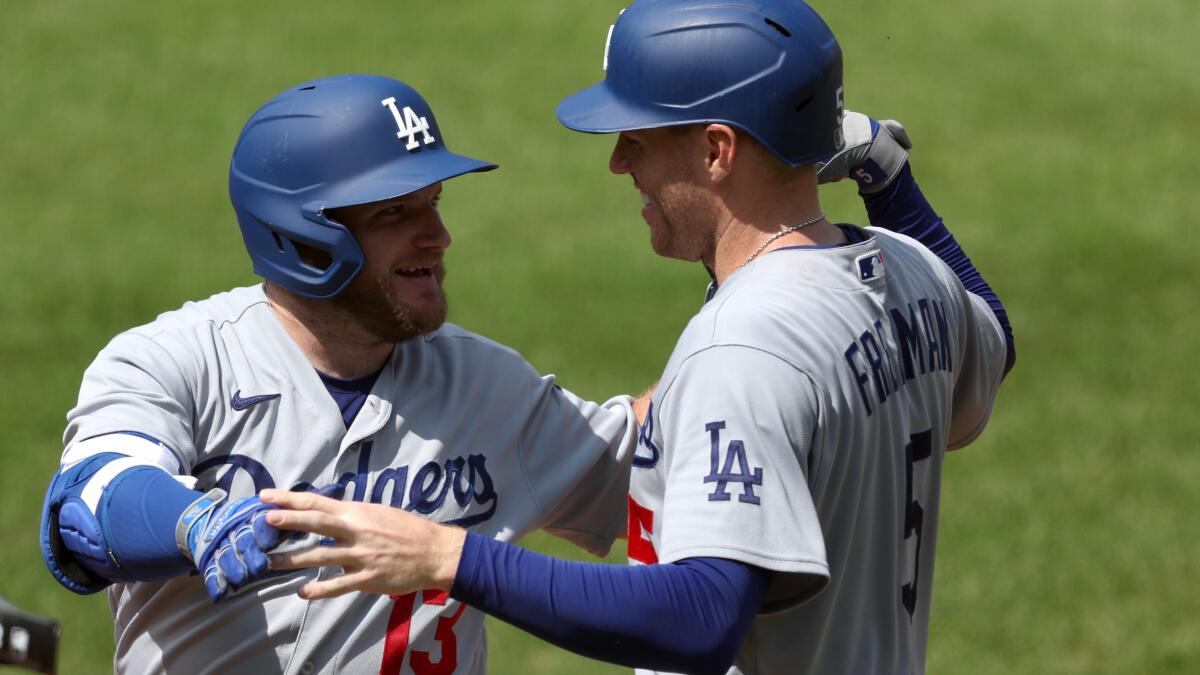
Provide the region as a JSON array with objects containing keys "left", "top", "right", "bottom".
[{"left": 703, "top": 124, "right": 737, "bottom": 184}]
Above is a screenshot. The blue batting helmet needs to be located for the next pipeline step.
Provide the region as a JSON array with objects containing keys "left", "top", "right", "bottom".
[
  {"left": 229, "top": 74, "right": 496, "bottom": 299},
  {"left": 557, "top": 0, "right": 844, "bottom": 167}
]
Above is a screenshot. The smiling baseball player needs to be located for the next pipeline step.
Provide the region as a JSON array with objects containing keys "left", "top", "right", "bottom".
[{"left": 39, "top": 74, "right": 640, "bottom": 674}]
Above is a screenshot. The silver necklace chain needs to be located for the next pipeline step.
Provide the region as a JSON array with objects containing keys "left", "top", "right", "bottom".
[{"left": 736, "top": 212, "right": 826, "bottom": 272}]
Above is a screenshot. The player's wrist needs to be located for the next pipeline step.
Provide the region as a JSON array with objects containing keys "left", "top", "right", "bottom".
[
  {"left": 175, "top": 488, "right": 226, "bottom": 561},
  {"left": 429, "top": 524, "right": 468, "bottom": 592}
]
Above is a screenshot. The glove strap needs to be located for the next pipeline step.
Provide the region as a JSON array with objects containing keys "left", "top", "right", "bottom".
[
  {"left": 852, "top": 124, "right": 910, "bottom": 194},
  {"left": 175, "top": 488, "right": 227, "bottom": 561}
]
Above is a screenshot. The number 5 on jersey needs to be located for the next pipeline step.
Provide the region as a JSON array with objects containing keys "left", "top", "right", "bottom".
[
  {"left": 627, "top": 495, "right": 658, "bottom": 564},
  {"left": 902, "top": 429, "right": 933, "bottom": 618}
]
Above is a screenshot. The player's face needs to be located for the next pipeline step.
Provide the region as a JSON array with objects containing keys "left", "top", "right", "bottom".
[
  {"left": 609, "top": 127, "right": 716, "bottom": 262},
  {"left": 327, "top": 184, "right": 451, "bottom": 342}
]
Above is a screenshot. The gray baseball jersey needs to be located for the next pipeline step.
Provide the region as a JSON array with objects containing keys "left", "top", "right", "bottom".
[
  {"left": 628, "top": 227, "right": 1007, "bottom": 675},
  {"left": 62, "top": 284, "right": 637, "bottom": 675}
]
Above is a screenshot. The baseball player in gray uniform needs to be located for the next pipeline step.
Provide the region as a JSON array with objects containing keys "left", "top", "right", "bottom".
[
  {"left": 261, "top": 2, "right": 1016, "bottom": 674},
  {"left": 39, "top": 74, "right": 639, "bottom": 674}
]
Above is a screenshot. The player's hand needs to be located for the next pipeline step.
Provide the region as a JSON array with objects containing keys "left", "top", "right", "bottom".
[
  {"left": 176, "top": 484, "right": 345, "bottom": 601},
  {"left": 260, "top": 488, "right": 466, "bottom": 600},
  {"left": 817, "top": 111, "right": 912, "bottom": 194}
]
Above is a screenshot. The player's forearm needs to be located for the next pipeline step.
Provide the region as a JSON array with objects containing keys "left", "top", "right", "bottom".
[
  {"left": 863, "top": 163, "right": 1016, "bottom": 374},
  {"left": 451, "top": 532, "right": 766, "bottom": 674},
  {"left": 89, "top": 466, "right": 198, "bottom": 574}
]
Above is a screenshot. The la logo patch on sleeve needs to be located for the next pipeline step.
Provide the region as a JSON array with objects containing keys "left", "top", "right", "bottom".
[{"left": 855, "top": 250, "right": 886, "bottom": 283}]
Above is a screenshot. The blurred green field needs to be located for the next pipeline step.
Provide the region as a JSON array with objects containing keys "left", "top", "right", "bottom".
[{"left": 3, "top": 0, "right": 1197, "bottom": 673}]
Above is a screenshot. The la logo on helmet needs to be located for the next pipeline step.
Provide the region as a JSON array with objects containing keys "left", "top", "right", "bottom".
[
  {"left": 602, "top": 8, "right": 627, "bottom": 71},
  {"left": 381, "top": 97, "right": 436, "bottom": 151}
]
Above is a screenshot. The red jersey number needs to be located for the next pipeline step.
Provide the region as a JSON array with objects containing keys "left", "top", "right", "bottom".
[
  {"left": 627, "top": 494, "right": 659, "bottom": 564},
  {"left": 381, "top": 590, "right": 467, "bottom": 675}
]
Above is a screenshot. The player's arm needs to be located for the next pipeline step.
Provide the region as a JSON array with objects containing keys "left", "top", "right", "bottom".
[
  {"left": 39, "top": 431, "right": 320, "bottom": 600},
  {"left": 41, "top": 334, "right": 326, "bottom": 601},
  {"left": 452, "top": 537, "right": 766, "bottom": 675},
  {"left": 820, "top": 112, "right": 1016, "bottom": 376},
  {"left": 505, "top": 364, "right": 640, "bottom": 557},
  {"left": 264, "top": 348, "right": 825, "bottom": 672},
  {"left": 261, "top": 490, "right": 766, "bottom": 675},
  {"left": 41, "top": 433, "right": 198, "bottom": 594}
]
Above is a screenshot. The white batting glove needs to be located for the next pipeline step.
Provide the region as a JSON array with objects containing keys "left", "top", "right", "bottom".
[{"left": 817, "top": 111, "right": 912, "bottom": 194}]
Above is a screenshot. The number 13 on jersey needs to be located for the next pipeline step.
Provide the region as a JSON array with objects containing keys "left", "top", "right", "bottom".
[{"left": 381, "top": 590, "right": 467, "bottom": 675}]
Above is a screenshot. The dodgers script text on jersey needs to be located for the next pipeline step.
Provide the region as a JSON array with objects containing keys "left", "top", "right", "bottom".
[{"left": 65, "top": 285, "right": 637, "bottom": 674}]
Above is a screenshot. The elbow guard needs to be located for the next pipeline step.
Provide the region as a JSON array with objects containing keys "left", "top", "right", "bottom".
[
  {"left": 40, "top": 452, "right": 129, "bottom": 594},
  {"left": 40, "top": 453, "right": 196, "bottom": 594}
]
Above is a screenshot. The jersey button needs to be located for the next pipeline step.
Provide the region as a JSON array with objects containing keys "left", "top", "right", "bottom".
[{"left": 299, "top": 661, "right": 315, "bottom": 674}]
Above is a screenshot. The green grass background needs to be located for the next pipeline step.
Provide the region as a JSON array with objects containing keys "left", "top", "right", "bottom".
[{"left": 2, "top": 0, "right": 1197, "bottom": 672}]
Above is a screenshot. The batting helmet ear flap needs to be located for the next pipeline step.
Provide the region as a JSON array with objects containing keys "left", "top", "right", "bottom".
[{"left": 228, "top": 182, "right": 367, "bottom": 299}]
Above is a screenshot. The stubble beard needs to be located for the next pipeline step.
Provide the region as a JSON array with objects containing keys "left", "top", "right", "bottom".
[
  {"left": 332, "top": 265, "right": 449, "bottom": 343},
  {"left": 650, "top": 182, "right": 715, "bottom": 263}
]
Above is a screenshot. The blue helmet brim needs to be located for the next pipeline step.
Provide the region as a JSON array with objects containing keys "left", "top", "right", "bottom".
[
  {"left": 557, "top": 81, "right": 667, "bottom": 135},
  {"left": 319, "top": 148, "right": 497, "bottom": 210},
  {"left": 557, "top": 80, "right": 753, "bottom": 137}
]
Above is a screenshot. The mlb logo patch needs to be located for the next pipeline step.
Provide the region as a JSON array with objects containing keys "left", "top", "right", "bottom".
[{"left": 855, "top": 251, "right": 886, "bottom": 282}]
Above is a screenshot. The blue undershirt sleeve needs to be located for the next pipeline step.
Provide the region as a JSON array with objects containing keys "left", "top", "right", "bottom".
[
  {"left": 863, "top": 163, "right": 1016, "bottom": 374},
  {"left": 450, "top": 532, "right": 768, "bottom": 675}
]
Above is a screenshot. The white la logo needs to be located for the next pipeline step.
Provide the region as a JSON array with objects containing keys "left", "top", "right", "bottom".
[
  {"left": 602, "top": 8, "right": 627, "bottom": 71},
  {"left": 380, "top": 97, "right": 435, "bottom": 151}
]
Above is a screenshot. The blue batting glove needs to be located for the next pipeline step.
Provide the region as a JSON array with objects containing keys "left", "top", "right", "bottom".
[
  {"left": 176, "top": 483, "right": 344, "bottom": 601},
  {"left": 176, "top": 490, "right": 277, "bottom": 601},
  {"left": 817, "top": 111, "right": 912, "bottom": 194}
]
